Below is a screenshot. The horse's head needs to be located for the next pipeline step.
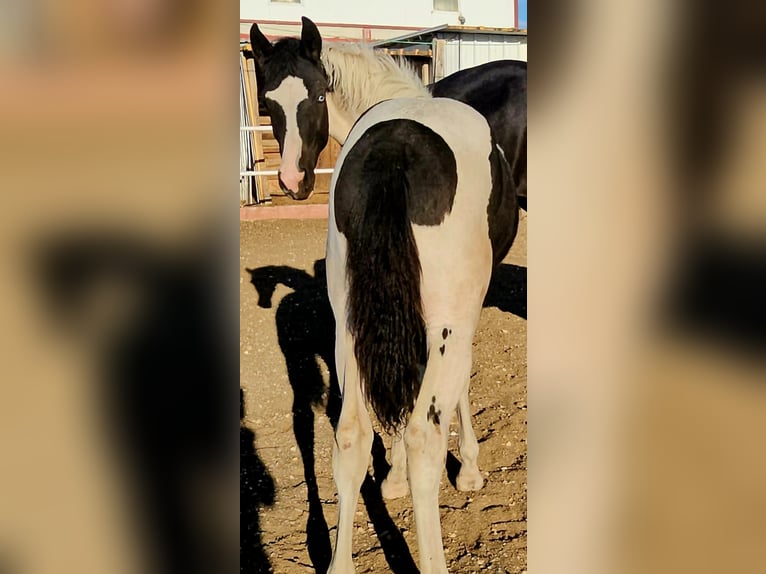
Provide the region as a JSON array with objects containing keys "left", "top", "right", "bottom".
[{"left": 250, "top": 18, "right": 329, "bottom": 200}]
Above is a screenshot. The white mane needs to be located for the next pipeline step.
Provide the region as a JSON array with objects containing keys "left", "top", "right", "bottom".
[{"left": 321, "top": 43, "right": 431, "bottom": 118}]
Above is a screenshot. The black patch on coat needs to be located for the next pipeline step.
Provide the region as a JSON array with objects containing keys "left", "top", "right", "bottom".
[
  {"left": 439, "top": 344, "right": 445, "bottom": 355},
  {"left": 335, "top": 119, "right": 458, "bottom": 233},
  {"left": 295, "top": 95, "right": 329, "bottom": 197},
  {"left": 487, "top": 139, "right": 520, "bottom": 268},
  {"left": 338, "top": 119, "right": 460, "bottom": 431},
  {"left": 427, "top": 397, "right": 441, "bottom": 427},
  {"left": 442, "top": 328, "right": 449, "bottom": 339},
  {"left": 263, "top": 97, "right": 287, "bottom": 155}
]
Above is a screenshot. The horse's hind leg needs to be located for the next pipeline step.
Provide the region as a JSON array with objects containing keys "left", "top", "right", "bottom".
[
  {"left": 405, "top": 327, "right": 474, "bottom": 574},
  {"left": 328, "top": 328, "right": 373, "bottom": 574},
  {"left": 456, "top": 386, "right": 485, "bottom": 491},
  {"left": 381, "top": 432, "right": 409, "bottom": 499},
  {"left": 382, "top": 363, "right": 424, "bottom": 499},
  {"left": 384, "top": 386, "right": 484, "bottom": 498}
]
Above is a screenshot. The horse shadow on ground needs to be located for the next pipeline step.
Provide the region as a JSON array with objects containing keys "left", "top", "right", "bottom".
[
  {"left": 241, "top": 388, "right": 276, "bottom": 573},
  {"left": 246, "top": 259, "right": 526, "bottom": 574},
  {"left": 484, "top": 263, "right": 527, "bottom": 319}
]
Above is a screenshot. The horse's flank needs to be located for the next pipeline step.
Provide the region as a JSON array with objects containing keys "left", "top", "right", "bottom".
[{"left": 321, "top": 44, "right": 430, "bottom": 141}]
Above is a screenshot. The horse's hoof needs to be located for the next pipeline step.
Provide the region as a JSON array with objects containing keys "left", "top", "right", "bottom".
[
  {"left": 380, "top": 476, "right": 409, "bottom": 499},
  {"left": 456, "top": 467, "right": 485, "bottom": 492}
]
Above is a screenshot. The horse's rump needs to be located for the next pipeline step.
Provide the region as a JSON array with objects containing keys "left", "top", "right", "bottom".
[{"left": 332, "top": 98, "right": 497, "bottom": 431}]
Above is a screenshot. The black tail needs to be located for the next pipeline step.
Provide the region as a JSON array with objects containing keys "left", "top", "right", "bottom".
[{"left": 345, "top": 157, "right": 426, "bottom": 433}]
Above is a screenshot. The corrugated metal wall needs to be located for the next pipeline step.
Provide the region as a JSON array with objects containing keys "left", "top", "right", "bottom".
[{"left": 440, "top": 33, "right": 527, "bottom": 77}]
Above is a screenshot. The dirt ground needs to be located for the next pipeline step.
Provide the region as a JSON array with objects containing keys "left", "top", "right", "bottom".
[{"left": 240, "top": 213, "right": 527, "bottom": 573}]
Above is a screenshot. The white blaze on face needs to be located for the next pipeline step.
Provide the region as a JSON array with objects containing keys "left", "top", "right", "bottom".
[{"left": 265, "top": 76, "right": 309, "bottom": 193}]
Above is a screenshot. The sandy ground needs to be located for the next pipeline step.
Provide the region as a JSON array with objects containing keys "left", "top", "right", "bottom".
[{"left": 241, "top": 214, "right": 527, "bottom": 573}]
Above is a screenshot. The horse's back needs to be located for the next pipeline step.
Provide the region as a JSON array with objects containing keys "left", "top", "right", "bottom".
[
  {"left": 330, "top": 97, "right": 504, "bottom": 324},
  {"left": 333, "top": 97, "right": 495, "bottom": 245}
]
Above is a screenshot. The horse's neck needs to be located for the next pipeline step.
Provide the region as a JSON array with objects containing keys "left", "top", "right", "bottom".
[
  {"left": 327, "top": 93, "right": 355, "bottom": 145},
  {"left": 322, "top": 46, "right": 429, "bottom": 144},
  {"left": 327, "top": 89, "right": 425, "bottom": 144}
]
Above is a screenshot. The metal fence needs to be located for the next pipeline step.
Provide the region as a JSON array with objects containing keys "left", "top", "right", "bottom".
[{"left": 240, "top": 54, "right": 266, "bottom": 205}]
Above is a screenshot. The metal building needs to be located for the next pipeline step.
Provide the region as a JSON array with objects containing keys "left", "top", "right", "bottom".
[{"left": 374, "top": 24, "right": 526, "bottom": 82}]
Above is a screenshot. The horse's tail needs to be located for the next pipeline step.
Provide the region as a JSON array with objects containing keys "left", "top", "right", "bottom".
[{"left": 345, "top": 156, "right": 426, "bottom": 433}]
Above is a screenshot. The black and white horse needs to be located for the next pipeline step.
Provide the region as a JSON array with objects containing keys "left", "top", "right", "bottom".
[{"left": 250, "top": 18, "right": 520, "bottom": 574}]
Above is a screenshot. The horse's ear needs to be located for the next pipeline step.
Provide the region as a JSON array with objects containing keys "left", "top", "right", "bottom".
[
  {"left": 249, "top": 23, "right": 273, "bottom": 63},
  {"left": 300, "top": 16, "right": 322, "bottom": 63}
]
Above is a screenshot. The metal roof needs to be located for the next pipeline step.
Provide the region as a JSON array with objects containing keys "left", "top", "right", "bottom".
[{"left": 372, "top": 24, "right": 527, "bottom": 48}]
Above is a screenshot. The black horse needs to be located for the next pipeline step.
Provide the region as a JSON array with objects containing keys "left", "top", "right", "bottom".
[{"left": 431, "top": 59, "right": 527, "bottom": 211}]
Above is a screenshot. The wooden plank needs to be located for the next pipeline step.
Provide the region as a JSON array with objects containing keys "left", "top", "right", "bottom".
[
  {"left": 433, "top": 38, "right": 446, "bottom": 82},
  {"left": 421, "top": 62, "right": 431, "bottom": 85}
]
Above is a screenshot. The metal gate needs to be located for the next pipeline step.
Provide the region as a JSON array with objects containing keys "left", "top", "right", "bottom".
[{"left": 240, "top": 51, "right": 269, "bottom": 205}]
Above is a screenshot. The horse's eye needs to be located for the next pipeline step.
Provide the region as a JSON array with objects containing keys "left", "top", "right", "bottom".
[{"left": 317, "top": 94, "right": 326, "bottom": 103}]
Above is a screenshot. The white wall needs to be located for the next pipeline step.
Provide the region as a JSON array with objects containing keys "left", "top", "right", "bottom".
[{"left": 240, "top": 0, "right": 517, "bottom": 30}]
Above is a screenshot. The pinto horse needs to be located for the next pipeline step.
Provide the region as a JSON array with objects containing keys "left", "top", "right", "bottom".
[{"left": 250, "top": 17, "right": 520, "bottom": 574}]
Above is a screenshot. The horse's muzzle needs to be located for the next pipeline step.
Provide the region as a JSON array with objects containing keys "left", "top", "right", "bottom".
[{"left": 278, "top": 170, "right": 314, "bottom": 200}]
